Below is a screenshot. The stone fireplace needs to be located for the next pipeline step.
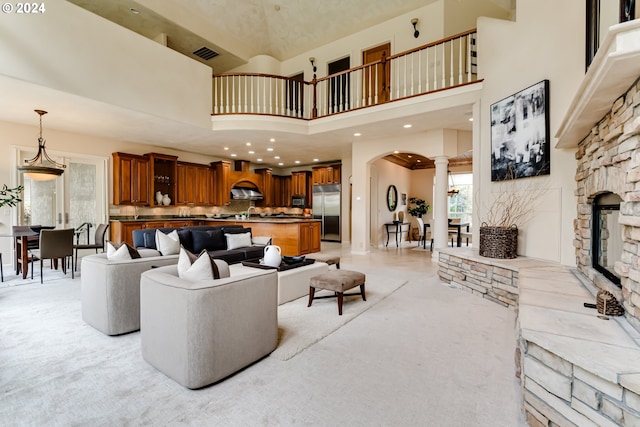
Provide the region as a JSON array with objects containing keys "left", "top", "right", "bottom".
[{"left": 574, "top": 76, "right": 640, "bottom": 332}]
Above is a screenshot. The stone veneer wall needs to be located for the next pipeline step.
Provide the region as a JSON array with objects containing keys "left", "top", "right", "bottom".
[
  {"left": 523, "top": 342, "right": 640, "bottom": 427},
  {"left": 575, "top": 76, "right": 640, "bottom": 332},
  {"left": 438, "top": 252, "right": 519, "bottom": 309}
]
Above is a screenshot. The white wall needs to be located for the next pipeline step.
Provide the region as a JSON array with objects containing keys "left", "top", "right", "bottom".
[
  {"left": 372, "top": 159, "right": 412, "bottom": 246},
  {"left": 0, "top": 1, "right": 213, "bottom": 129},
  {"left": 477, "top": 0, "right": 585, "bottom": 264}
]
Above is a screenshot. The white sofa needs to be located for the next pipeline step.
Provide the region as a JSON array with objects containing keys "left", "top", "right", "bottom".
[
  {"left": 81, "top": 252, "right": 179, "bottom": 335},
  {"left": 140, "top": 265, "right": 278, "bottom": 389}
]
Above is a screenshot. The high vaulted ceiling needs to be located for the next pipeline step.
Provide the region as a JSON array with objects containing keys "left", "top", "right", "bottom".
[{"left": 68, "top": 0, "right": 442, "bottom": 72}]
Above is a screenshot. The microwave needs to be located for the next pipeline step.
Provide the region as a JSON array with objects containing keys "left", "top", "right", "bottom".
[{"left": 292, "top": 196, "right": 305, "bottom": 206}]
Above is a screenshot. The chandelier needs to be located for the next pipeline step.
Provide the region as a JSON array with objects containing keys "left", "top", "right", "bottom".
[{"left": 18, "top": 110, "right": 66, "bottom": 181}]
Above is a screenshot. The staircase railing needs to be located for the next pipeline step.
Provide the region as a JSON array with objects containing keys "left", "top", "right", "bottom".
[{"left": 212, "top": 29, "right": 477, "bottom": 120}]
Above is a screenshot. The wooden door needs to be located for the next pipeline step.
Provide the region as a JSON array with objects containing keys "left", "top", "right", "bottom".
[
  {"left": 363, "top": 43, "right": 390, "bottom": 105},
  {"left": 287, "top": 73, "right": 304, "bottom": 117}
]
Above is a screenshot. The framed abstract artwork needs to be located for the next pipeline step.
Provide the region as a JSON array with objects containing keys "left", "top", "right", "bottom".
[{"left": 490, "top": 79, "right": 550, "bottom": 181}]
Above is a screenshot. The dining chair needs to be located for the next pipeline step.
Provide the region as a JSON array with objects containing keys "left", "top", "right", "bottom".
[
  {"left": 448, "top": 218, "right": 461, "bottom": 246},
  {"left": 460, "top": 226, "right": 473, "bottom": 246},
  {"left": 31, "top": 228, "right": 75, "bottom": 284},
  {"left": 73, "top": 223, "right": 109, "bottom": 271}
]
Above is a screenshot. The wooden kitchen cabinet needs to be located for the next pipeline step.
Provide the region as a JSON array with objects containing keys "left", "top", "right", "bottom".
[
  {"left": 110, "top": 219, "right": 200, "bottom": 246},
  {"left": 299, "top": 221, "right": 321, "bottom": 254},
  {"left": 112, "top": 152, "right": 150, "bottom": 205},
  {"left": 211, "top": 161, "right": 231, "bottom": 206},
  {"left": 291, "top": 170, "right": 312, "bottom": 199},
  {"left": 272, "top": 175, "right": 291, "bottom": 207},
  {"left": 147, "top": 153, "right": 178, "bottom": 206},
  {"left": 256, "top": 168, "right": 273, "bottom": 207},
  {"left": 177, "top": 161, "right": 212, "bottom": 205},
  {"left": 312, "top": 164, "right": 341, "bottom": 185}
]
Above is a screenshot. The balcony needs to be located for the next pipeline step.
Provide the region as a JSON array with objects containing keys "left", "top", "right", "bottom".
[{"left": 213, "top": 30, "right": 479, "bottom": 120}]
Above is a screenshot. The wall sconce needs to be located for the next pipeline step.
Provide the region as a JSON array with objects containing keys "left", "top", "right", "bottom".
[
  {"left": 309, "top": 57, "right": 317, "bottom": 73},
  {"left": 411, "top": 18, "right": 419, "bottom": 38}
]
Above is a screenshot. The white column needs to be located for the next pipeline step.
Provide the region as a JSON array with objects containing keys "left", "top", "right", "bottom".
[{"left": 432, "top": 156, "right": 449, "bottom": 258}]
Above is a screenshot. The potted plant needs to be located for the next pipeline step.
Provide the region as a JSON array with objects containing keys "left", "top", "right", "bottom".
[
  {"left": 407, "top": 197, "right": 430, "bottom": 218},
  {"left": 0, "top": 185, "right": 23, "bottom": 208}
]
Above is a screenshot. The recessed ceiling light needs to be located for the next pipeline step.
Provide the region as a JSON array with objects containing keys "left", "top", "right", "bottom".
[
  {"left": 313, "top": 158, "right": 319, "bottom": 162},
  {"left": 468, "top": 117, "right": 474, "bottom": 122},
  {"left": 353, "top": 132, "right": 361, "bottom": 137},
  {"left": 257, "top": 158, "right": 263, "bottom": 162},
  {"left": 394, "top": 150, "right": 399, "bottom": 154},
  {"left": 274, "top": 156, "right": 280, "bottom": 159},
  {"left": 223, "top": 147, "right": 229, "bottom": 150},
  {"left": 230, "top": 153, "right": 237, "bottom": 157},
  {"left": 248, "top": 150, "right": 255, "bottom": 154},
  {"left": 267, "top": 148, "right": 274, "bottom": 152},
  {"left": 403, "top": 124, "right": 412, "bottom": 128},
  {"left": 294, "top": 160, "right": 300, "bottom": 164},
  {"left": 270, "top": 138, "right": 275, "bottom": 142},
  {"left": 245, "top": 142, "right": 252, "bottom": 146},
  {"left": 278, "top": 162, "right": 284, "bottom": 166}
]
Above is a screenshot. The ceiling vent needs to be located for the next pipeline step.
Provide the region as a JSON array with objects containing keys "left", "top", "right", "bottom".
[{"left": 192, "top": 46, "right": 219, "bottom": 60}]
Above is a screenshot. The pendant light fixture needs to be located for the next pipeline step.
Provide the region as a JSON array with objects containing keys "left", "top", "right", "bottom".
[
  {"left": 18, "top": 110, "right": 66, "bottom": 181},
  {"left": 448, "top": 170, "right": 459, "bottom": 196}
]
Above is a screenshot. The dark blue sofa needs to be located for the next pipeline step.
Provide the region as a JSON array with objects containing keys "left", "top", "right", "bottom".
[{"left": 132, "top": 225, "right": 266, "bottom": 264}]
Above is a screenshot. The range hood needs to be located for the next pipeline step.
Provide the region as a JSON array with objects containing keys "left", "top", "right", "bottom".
[{"left": 230, "top": 186, "right": 264, "bottom": 200}]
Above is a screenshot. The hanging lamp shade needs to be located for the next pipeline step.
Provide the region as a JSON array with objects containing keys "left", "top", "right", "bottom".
[
  {"left": 447, "top": 170, "right": 459, "bottom": 196},
  {"left": 18, "top": 110, "right": 66, "bottom": 181}
]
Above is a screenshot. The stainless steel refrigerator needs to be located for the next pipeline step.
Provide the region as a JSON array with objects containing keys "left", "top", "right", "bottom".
[{"left": 312, "top": 184, "right": 341, "bottom": 242}]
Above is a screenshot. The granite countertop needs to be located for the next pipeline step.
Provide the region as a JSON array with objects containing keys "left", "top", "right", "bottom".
[{"left": 110, "top": 215, "right": 320, "bottom": 223}]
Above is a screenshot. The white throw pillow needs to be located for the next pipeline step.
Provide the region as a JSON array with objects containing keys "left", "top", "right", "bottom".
[
  {"left": 156, "top": 229, "right": 180, "bottom": 255},
  {"left": 178, "top": 248, "right": 214, "bottom": 281},
  {"left": 107, "top": 242, "right": 132, "bottom": 260},
  {"left": 225, "top": 232, "right": 252, "bottom": 250}
]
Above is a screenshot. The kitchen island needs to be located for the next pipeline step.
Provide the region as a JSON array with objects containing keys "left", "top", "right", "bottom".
[{"left": 110, "top": 216, "right": 322, "bottom": 256}]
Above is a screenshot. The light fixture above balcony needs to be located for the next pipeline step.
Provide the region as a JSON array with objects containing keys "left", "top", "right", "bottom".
[{"left": 18, "top": 110, "right": 66, "bottom": 181}]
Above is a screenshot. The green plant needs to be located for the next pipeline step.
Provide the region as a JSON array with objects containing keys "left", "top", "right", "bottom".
[
  {"left": 407, "top": 197, "right": 430, "bottom": 218},
  {"left": 0, "top": 185, "right": 23, "bottom": 208}
]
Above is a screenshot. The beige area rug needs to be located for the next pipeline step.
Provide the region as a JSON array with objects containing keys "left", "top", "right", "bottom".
[{"left": 271, "top": 270, "right": 407, "bottom": 361}]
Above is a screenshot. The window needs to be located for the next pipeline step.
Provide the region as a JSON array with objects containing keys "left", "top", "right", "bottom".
[
  {"left": 592, "top": 193, "right": 622, "bottom": 286},
  {"left": 448, "top": 173, "right": 473, "bottom": 225},
  {"left": 586, "top": 0, "right": 636, "bottom": 70}
]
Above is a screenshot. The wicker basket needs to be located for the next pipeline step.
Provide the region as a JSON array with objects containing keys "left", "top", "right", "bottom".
[
  {"left": 596, "top": 290, "right": 625, "bottom": 316},
  {"left": 479, "top": 223, "right": 518, "bottom": 259}
]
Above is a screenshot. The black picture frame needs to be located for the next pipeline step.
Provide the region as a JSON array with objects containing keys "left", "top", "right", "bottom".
[{"left": 490, "top": 79, "right": 550, "bottom": 181}]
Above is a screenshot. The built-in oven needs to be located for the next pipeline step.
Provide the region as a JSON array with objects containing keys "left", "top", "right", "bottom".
[{"left": 292, "top": 196, "right": 305, "bottom": 207}]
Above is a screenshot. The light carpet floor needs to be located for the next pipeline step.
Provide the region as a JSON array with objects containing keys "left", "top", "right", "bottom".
[
  {"left": 0, "top": 260, "right": 525, "bottom": 426},
  {"left": 274, "top": 270, "right": 407, "bottom": 360}
]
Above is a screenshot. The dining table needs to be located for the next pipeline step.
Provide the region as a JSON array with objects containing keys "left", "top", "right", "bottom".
[
  {"left": 0, "top": 229, "right": 38, "bottom": 279},
  {"left": 0, "top": 226, "right": 56, "bottom": 279},
  {"left": 448, "top": 221, "right": 470, "bottom": 247}
]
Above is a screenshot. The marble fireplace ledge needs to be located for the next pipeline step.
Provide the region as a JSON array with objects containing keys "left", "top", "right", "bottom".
[
  {"left": 439, "top": 247, "right": 640, "bottom": 394},
  {"left": 519, "top": 261, "right": 640, "bottom": 395}
]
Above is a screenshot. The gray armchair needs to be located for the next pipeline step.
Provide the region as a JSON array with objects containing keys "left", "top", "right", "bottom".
[
  {"left": 140, "top": 265, "right": 278, "bottom": 389},
  {"left": 31, "top": 228, "right": 75, "bottom": 284}
]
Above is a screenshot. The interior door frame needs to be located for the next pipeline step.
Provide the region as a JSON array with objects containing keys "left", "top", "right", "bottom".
[
  {"left": 363, "top": 42, "right": 391, "bottom": 105},
  {"left": 13, "top": 146, "right": 109, "bottom": 229}
]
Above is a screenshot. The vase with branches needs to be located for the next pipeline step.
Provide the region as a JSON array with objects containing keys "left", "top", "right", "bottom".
[
  {"left": 479, "top": 167, "right": 548, "bottom": 258},
  {"left": 407, "top": 197, "right": 430, "bottom": 218}
]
